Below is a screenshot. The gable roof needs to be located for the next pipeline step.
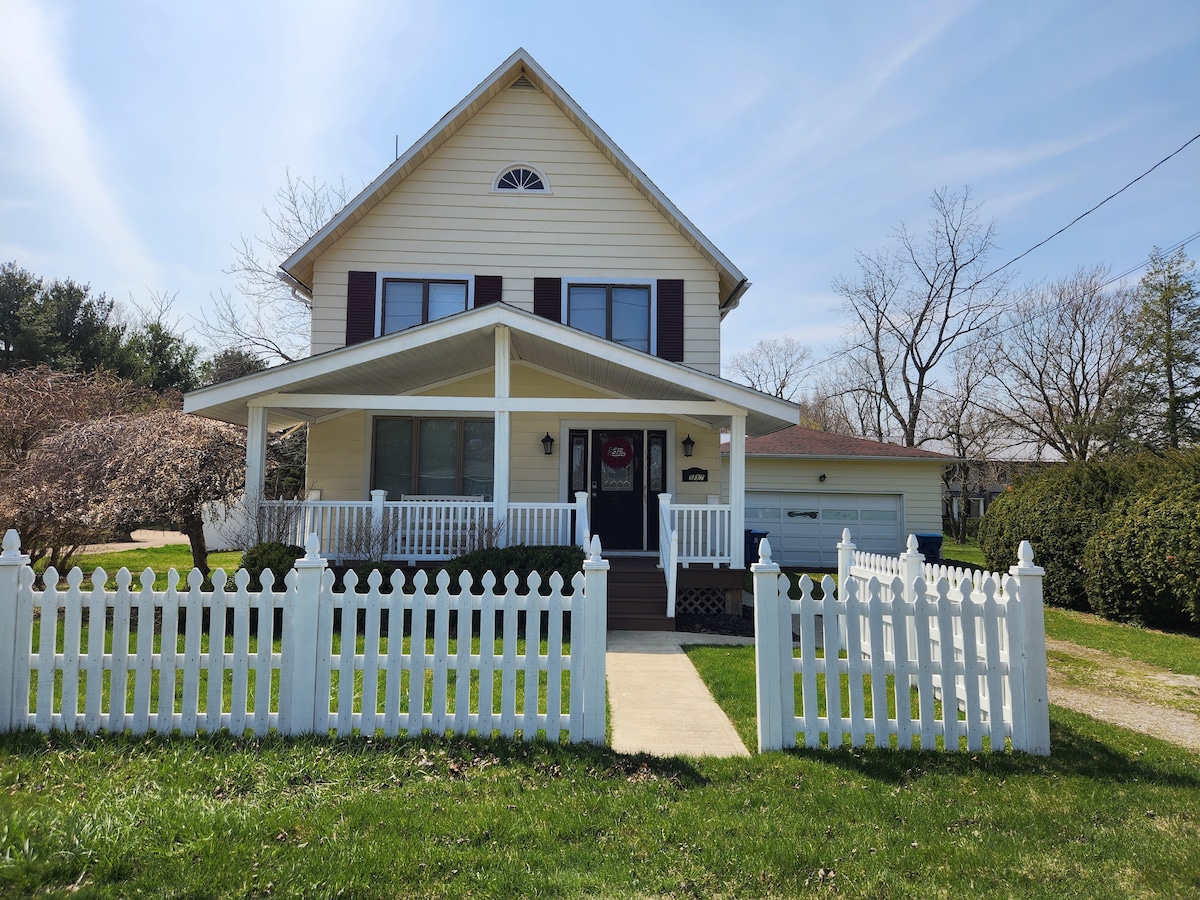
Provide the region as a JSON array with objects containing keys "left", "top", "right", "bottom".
[
  {"left": 184, "top": 302, "right": 797, "bottom": 435},
  {"left": 279, "top": 48, "right": 750, "bottom": 315},
  {"left": 736, "top": 425, "right": 956, "bottom": 461}
]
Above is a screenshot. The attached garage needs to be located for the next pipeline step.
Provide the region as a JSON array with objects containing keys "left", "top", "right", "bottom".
[
  {"left": 746, "top": 491, "right": 904, "bottom": 568},
  {"left": 725, "top": 426, "right": 953, "bottom": 570}
]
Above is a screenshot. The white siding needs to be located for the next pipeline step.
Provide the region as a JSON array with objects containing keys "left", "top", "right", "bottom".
[{"left": 309, "top": 85, "right": 722, "bottom": 373}]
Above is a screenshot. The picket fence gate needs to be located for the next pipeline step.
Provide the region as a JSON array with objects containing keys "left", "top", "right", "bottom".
[
  {"left": 0, "top": 530, "right": 609, "bottom": 744},
  {"left": 753, "top": 531, "right": 1050, "bottom": 755}
]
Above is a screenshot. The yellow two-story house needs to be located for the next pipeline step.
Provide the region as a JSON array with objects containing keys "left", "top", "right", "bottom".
[{"left": 185, "top": 49, "right": 798, "bottom": 626}]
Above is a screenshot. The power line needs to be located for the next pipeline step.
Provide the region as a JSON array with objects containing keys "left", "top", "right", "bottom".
[{"left": 976, "top": 131, "right": 1200, "bottom": 283}]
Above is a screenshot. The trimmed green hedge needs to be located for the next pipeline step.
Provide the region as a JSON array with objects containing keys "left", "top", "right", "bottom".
[
  {"left": 240, "top": 541, "right": 304, "bottom": 591},
  {"left": 438, "top": 544, "right": 585, "bottom": 594},
  {"left": 977, "top": 460, "right": 1145, "bottom": 609},
  {"left": 1084, "top": 477, "right": 1200, "bottom": 628}
]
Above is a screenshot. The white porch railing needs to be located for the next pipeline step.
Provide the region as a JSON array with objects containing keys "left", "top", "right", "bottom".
[
  {"left": 259, "top": 492, "right": 590, "bottom": 563},
  {"left": 669, "top": 501, "right": 733, "bottom": 566}
]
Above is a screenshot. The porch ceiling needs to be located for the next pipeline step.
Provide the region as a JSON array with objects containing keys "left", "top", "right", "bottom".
[{"left": 184, "top": 304, "right": 797, "bottom": 435}]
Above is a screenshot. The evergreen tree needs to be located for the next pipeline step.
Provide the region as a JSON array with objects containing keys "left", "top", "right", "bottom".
[{"left": 1132, "top": 248, "right": 1200, "bottom": 449}]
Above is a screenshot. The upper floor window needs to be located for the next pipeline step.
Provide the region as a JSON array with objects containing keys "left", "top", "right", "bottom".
[
  {"left": 568, "top": 283, "right": 651, "bottom": 352},
  {"left": 382, "top": 278, "right": 468, "bottom": 334},
  {"left": 491, "top": 163, "right": 550, "bottom": 193}
]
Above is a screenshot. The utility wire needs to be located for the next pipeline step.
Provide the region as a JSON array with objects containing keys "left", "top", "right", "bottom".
[
  {"left": 783, "top": 128, "right": 1200, "bottom": 381},
  {"left": 975, "top": 130, "right": 1200, "bottom": 284}
]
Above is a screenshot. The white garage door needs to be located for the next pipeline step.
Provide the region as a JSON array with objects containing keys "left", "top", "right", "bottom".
[{"left": 745, "top": 492, "right": 904, "bottom": 569}]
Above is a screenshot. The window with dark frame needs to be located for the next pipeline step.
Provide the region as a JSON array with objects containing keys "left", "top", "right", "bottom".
[
  {"left": 566, "top": 283, "right": 651, "bottom": 352},
  {"left": 371, "top": 417, "right": 495, "bottom": 500},
  {"left": 381, "top": 278, "right": 469, "bottom": 335}
]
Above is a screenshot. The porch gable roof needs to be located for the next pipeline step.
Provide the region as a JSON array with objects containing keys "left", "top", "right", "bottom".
[{"left": 184, "top": 303, "right": 797, "bottom": 435}]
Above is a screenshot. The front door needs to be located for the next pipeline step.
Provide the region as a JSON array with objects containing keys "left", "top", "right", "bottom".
[{"left": 590, "top": 430, "right": 644, "bottom": 550}]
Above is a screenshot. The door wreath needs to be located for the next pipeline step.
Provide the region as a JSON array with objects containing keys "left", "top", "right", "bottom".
[{"left": 600, "top": 436, "right": 634, "bottom": 469}]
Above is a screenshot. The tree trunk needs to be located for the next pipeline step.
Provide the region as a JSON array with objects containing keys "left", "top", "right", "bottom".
[{"left": 181, "top": 513, "right": 210, "bottom": 578}]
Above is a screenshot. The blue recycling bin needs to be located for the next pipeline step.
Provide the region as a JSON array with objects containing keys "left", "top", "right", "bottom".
[
  {"left": 745, "top": 529, "right": 769, "bottom": 564},
  {"left": 915, "top": 533, "right": 943, "bottom": 563}
]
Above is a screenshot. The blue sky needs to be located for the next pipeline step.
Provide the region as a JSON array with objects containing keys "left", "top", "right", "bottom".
[{"left": 1, "top": 0, "right": 1197, "bottom": 367}]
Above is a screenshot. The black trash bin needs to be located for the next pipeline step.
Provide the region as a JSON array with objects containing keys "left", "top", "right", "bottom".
[
  {"left": 745, "top": 529, "right": 769, "bottom": 564},
  {"left": 914, "top": 533, "right": 943, "bottom": 563}
]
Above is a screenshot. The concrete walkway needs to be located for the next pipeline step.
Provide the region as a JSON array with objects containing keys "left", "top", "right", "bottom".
[{"left": 606, "top": 630, "right": 751, "bottom": 758}]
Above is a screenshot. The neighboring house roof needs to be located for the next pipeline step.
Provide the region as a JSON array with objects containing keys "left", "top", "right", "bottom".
[
  {"left": 185, "top": 303, "right": 797, "bottom": 435},
  {"left": 732, "top": 425, "right": 957, "bottom": 462},
  {"left": 279, "top": 48, "right": 750, "bottom": 316}
]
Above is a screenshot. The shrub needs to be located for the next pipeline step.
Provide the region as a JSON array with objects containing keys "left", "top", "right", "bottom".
[
  {"left": 439, "top": 544, "right": 585, "bottom": 594},
  {"left": 349, "top": 561, "right": 398, "bottom": 593},
  {"left": 1084, "top": 478, "right": 1200, "bottom": 629},
  {"left": 977, "top": 457, "right": 1156, "bottom": 609},
  {"left": 240, "top": 540, "right": 304, "bottom": 591}
]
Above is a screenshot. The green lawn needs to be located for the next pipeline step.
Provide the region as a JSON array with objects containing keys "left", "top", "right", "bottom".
[
  {"left": 1043, "top": 607, "right": 1200, "bottom": 677},
  {"left": 2, "top": 703, "right": 1198, "bottom": 898},
  {"left": 39, "top": 544, "right": 244, "bottom": 590}
]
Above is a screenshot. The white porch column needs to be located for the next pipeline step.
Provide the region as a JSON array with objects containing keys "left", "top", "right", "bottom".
[
  {"left": 245, "top": 405, "right": 268, "bottom": 505},
  {"left": 729, "top": 413, "right": 747, "bottom": 568},
  {"left": 493, "top": 325, "right": 511, "bottom": 543}
]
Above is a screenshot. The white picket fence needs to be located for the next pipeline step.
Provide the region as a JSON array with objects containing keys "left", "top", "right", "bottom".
[
  {"left": 0, "top": 530, "right": 609, "bottom": 743},
  {"left": 754, "top": 530, "right": 1050, "bottom": 755}
]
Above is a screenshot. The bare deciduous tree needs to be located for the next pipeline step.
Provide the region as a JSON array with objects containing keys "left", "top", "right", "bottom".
[
  {"left": 987, "top": 267, "right": 1139, "bottom": 462},
  {"left": 833, "top": 187, "right": 1010, "bottom": 447},
  {"left": 200, "top": 171, "right": 350, "bottom": 364},
  {"left": 726, "top": 336, "right": 812, "bottom": 401}
]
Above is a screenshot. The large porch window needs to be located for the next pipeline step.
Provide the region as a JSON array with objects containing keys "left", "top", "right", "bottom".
[{"left": 372, "top": 417, "right": 495, "bottom": 499}]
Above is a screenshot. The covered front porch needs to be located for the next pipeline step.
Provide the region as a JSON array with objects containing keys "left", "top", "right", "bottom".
[{"left": 185, "top": 304, "right": 796, "bottom": 619}]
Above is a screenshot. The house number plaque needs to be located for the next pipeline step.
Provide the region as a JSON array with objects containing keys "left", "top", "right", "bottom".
[{"left": 682, "top": 467, "right": 708, "bottom": 482}]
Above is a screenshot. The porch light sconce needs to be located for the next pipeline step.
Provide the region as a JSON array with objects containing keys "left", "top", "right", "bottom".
[
  {"left": 819, "top": 473, "right": 827, "bottom": 482},
  {"left": 681, "top": 434, "right": 695, "bottom": 458},
  {"left": 541, "top": 432, "right": 556, "bottom": 455}
]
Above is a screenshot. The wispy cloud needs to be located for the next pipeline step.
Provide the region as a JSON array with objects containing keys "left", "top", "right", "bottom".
[{"left": 0, "top": 0, "right": 159, "bottom": 282}]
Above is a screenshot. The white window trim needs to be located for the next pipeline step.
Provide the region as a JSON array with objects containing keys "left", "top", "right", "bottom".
[
  {"left": 561, "top": 277, "right": 657, "bottom": 355},
  {"left": 374, "top": 272, "right": 475, "bottom": 337},
  {"left": 490, "top": 162, "right": 553, "bottom": 194}
]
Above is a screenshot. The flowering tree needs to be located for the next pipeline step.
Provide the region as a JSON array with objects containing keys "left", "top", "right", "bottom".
[{"left": 5, "top": 410, "right": 245, "bottom": 574}]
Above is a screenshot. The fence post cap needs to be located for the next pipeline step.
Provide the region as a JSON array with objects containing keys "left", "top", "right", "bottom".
[
  {"left": 294, "top": 533, "right": 328, "bottom": 569},
  {"left": 1, "top": 529, "right": 28, "bottom": 563},
  {"left": 583, "top": 534, "right": 609, "bottom": 570},
  {"left": 1010, "top": 540, "right": 1045, "bottom": 576},
  {"left": 750, "top": 537, "right": 780, "bottom": 573},
  {"left": 837, "top": 528, "right": 856, "bottom": 549}
]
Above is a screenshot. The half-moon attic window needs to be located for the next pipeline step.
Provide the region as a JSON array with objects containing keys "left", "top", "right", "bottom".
[{"left": 495, "top": 166, "right": 546, "bottom": 191}]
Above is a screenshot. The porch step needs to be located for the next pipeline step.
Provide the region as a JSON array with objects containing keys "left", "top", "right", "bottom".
[{"left": 607, "top": 557, "right": 673, "bottom": 631}]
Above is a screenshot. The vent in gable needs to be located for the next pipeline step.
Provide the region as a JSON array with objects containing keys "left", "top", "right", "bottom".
[{"left": 509, "top": 74, "right": 537, "bottom": 90}]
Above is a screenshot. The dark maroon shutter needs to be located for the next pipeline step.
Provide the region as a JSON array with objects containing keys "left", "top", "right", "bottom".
[
  {"left": 533, "top": 277, "right": 562, "bottom": 321},
  {"left": 345, "top": 271, "right": 377, "bottom": 345},
  {"left": 656, "top": 279, "right": 684, "bottom": 361},
  {"left": 474, "top": 275, "right": 502, "bottom": 307}
]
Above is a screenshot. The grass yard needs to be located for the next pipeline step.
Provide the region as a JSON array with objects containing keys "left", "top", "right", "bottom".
[
  {"left": 40, "top": 544, "right": 244, "bottom": 590},
  {"left": 2, "top": 701, "right": 1198, "bottom": 898}
]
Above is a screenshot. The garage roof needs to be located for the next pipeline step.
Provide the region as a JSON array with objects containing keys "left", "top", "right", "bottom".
[{"left": 737, "top": 425, "right": 956, "bottom": 461}]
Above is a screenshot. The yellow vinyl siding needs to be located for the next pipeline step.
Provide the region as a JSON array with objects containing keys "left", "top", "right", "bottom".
[
  {"left": 306, "top": 412, "right": 367, "bottom": 500},
  {"left": 309, "top": 86, "right": 722, "bottom": 373}
]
